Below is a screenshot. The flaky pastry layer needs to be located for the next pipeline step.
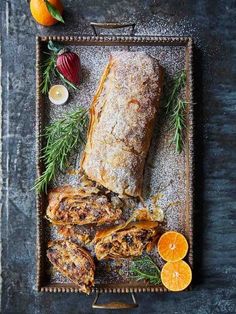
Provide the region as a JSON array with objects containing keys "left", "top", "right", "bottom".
[{"left": 80, "top": 52, "right": 163, "bottom": 197}]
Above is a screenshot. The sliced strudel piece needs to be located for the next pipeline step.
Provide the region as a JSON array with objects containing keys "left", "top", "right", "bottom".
[
  {"left": 46, "top": 186, "right": 122, "bottom": 225},
  {"left": 47, "top": 240, "right": 95, "bottom": 294},
  {"left": 94, "top": 221, "right": 158, "bottom": 260}
]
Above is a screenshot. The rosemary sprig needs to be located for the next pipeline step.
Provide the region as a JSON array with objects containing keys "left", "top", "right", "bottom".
[
  {"left": 40, "top": 52, "right": 56, "bottom": 94},
  {"left": 165, "top": 70, "right": 187, "bottom": 153},
  {"left": 34, "top": 108, "right": 88, "bottom": 194},
  {"left": 130, "top": 255, "right": 161, "bottom": 285},
  {"left": 171, "top": 99, "right": 186, "bottom": 153}
]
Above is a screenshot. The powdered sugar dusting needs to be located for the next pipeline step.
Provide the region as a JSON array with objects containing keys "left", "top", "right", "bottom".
[
  {"left": 42, "top": 40, "right": 190, "bottom": 287},
  {"left": 81, "top": 51, "right": 163, "bottom": 196}
]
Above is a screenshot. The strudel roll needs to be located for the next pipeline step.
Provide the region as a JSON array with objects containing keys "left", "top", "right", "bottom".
[{"left": 81, "top": 52, "right": 163, "bottom": 197}]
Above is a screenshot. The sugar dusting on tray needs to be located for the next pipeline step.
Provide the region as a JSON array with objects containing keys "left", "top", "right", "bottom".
[{"left": 45, "top": 42, "right": 189, "bottom": 286}]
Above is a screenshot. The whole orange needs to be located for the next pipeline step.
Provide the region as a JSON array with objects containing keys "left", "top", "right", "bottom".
[{"left": 30, "top": 0, "right": 64, "bottom": 26}]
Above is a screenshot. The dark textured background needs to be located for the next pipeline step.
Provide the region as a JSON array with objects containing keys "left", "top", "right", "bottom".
[{"left": 1, "top": 0, "right": 236, "bottom": 313}]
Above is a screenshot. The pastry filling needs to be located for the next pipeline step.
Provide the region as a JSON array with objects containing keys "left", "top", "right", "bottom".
[
  {"left": 47, "top": 240, "right": 94, "bottom": 294},
  {"left": 46, "top": 186, "right": 122, "bottom": 225},
  {"left": 95, "top": 227, "right": 156, "bottom": 259}
]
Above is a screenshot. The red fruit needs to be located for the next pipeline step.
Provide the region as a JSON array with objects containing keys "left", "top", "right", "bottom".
[{"left": 56, "top": 50, "right": 81, "bottom": 86}]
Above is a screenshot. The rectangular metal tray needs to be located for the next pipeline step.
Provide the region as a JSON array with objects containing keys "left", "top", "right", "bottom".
[{"left": 35, "top": 33, "right": 193, "bottom": 294}]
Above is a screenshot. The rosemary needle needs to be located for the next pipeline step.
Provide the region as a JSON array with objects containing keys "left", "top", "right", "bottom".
[
  {"left": 56, "top": 69, "right": 78, "bottom": 90},
  {"left": 34, "top": 108, "right": 88, "bottom": 194},
  {"left": 171, "top": 99, "right": 186, "bottom": 153}
]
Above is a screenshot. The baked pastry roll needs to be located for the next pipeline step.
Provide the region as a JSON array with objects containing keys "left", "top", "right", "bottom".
[
  {"left": 94, "top": 221, "right": 158, "bottom": 260},
  {"left": 46, "top": 186, "right": 122, "bottom": 225},
  {"left": 47, "top": 240, "right": 95, "bottom": 294},
  {"left": 80, "top": 52, "right": 163, "bottom": 197}
]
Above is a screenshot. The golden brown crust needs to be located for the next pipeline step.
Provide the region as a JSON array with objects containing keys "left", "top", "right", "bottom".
[
  {"left": 94, "top": 221, "right": 158, "bottom": 260},
  {"left": 94, "top": 220, "right": 158, "bottom": 241},
  {"left": 81, "top": 57, "right": 114, "bottom": 162},
  {"left": 47, "top": 240, "right": 95, "bottom": 294},
  {"left": 80, "top": 52, "right": 163, "bottom": 197},
  {"left": 46, "top": 185, "right": 122, "bottom": 225}
]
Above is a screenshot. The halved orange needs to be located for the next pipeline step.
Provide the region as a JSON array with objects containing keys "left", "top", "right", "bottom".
[
  {"left": 161, "top": 260, "right": 192, "bottom": 291},
  {"left": 157, "top": 231, "right": 188, "bottom": 262}
]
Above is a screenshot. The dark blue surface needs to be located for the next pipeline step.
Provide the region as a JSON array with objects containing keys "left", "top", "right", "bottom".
[{"left": 1, "top": 0, "right": 236, "bottom": 313}]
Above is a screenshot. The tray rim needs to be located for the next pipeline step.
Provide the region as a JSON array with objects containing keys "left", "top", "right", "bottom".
[{"left": 35, "top": 35, "right": 193, "bottom": 294}]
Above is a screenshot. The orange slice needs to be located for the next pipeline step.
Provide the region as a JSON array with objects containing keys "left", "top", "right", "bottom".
[
  {"left": 157, "top": 231, "right": 188, "bottom": 262},
  {"left": 161, "top": 260, "right": 192, "bottom": 291}
]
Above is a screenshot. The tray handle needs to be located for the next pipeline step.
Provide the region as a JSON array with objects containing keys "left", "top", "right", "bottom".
[
  {"left": 90, "top": 22, "right": 136, "bottom": 36},
  {"left": 92, "top": 292, "right": 138, "bottom": 309}
]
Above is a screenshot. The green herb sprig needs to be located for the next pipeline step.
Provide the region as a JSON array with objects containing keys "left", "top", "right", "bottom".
[
  {"left": 40, "top": 52, "right": 56, "bottom": 94},
  {"left": 165, "top": 70, "right": 187, "bottom": 153},
  {"left": 130, "top": 255, "right": 161, "bottom": 285},
  {"left": 34, "top": 108, "right": 88, "bottom": 194}
]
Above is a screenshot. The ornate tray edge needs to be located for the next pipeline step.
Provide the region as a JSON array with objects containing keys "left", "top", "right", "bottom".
[{"left": 35, "top": 35, "right": 194, "bottom": 294}]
